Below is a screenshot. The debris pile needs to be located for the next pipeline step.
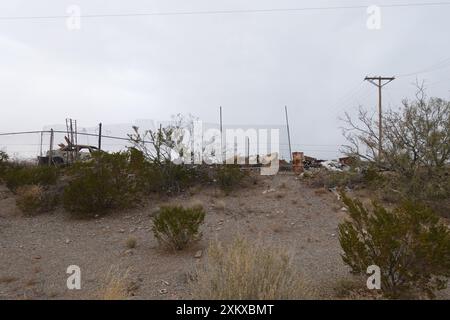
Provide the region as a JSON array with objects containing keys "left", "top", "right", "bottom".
[{"left": 303, "top": 156, "right": 324, "bottom": 169}]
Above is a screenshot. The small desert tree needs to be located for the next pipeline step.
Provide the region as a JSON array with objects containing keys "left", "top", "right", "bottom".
[
  {"left": 342, "top": 83, "right": 450, "bottom": 213},
  {"left": 342, "top": 83, "right": 450, "bottom": 170},
  {"left": 338, "top": 193, "right": 450, "bottom": 298},
  {"left": 127, "top": 114, "right": 199, "bottom": 165}
]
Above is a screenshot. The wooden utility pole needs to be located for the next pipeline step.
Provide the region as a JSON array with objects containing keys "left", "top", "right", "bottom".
[
  {"left": 364, "top": 76, "right": 395, "bottom": 161},
  {"left": 284, "top": 105, "right": 293, "bottom": 163},
  {"left": 220, "top": 106, "right": 224, "bottom": 164}
]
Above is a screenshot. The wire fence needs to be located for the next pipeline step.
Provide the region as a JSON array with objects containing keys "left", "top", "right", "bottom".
[
  {"left": 0, "top": 129, "right": 344, "bottom": 162},
  {"left": 0, "top": 130, "right": 138, "bottom": 161}
]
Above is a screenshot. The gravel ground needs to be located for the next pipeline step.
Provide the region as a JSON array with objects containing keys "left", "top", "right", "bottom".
[{"left": 0, "top": 174, "right": 448, "bottom": 300}]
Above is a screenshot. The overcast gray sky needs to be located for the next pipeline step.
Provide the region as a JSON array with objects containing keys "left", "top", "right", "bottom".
[{"left": 1, "top": 0, "right": 450, "bottom": 159}]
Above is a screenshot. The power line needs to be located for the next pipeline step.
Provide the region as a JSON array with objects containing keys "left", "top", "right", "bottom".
[
  {"left": 332, "top": 80, "right": 365, "bottom": 110},
  {"left": 428, "top": 77, "right": 450, "bottom": 87},
  {"left": 397, "top": 56, "right": 450, "bottom": 78},
  {"left": 1, "top": 2, "right": 450, "bottom": 21}
]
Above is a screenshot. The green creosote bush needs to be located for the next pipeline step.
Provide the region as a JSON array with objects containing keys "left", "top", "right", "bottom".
[
  {"left": 214, "top": 164, "right": 245, "bottom": 193},
  {"left": 2, "top": 164, "right": 59, "bottom": 192},
  {"left": 128, "top": 147, "right": 207, "bottom": 194},
  {"left": 63, "top": 152, "right": 138, "bottom": 218},
  {"left": 338, "top": 193, "right": 450, "bottom": 299},
  {"left": 151, "top": 204, "right": 205, "bottom": 251},
  {"left": 16, "top": 185, "right": 59, "bottom": 216}
]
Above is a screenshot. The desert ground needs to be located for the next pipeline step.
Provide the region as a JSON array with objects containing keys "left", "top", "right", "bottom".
[{"left": 0, "top": 173, "right": 449, "bottom": 300}]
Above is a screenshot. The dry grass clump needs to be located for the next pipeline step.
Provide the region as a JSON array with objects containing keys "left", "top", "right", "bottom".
[
  {"left": 99, "top": 266, "right": 130, "bottom": 300},
  {"left": 314, "top": 188, "right": 328, "bottom": 196},
  {"left": 191, "top": 237, "right": 312, "bottom": 300},
  {"left": 274, "top": 192, "right": 285, "bottom": 199},
  {"left": 0, "top": 275, "right": 19, "bottom": 284},
  {"left": 125, "top": 237, "right": 137, "bottom": 249},
  {"left": 333, "top": 278, "right": 382, "bottom": 300},
  {"left": 188, "top": 199, "right": 204, "bottom": 209},
  {"left": 16, "top": 185, "right": 57, "bottom": 216},
  {"left": 213, "top": 199, "right": 226, "bottom": 211},
  {"left": 305, "top": 169, "right": 364, "bottom": 189}
]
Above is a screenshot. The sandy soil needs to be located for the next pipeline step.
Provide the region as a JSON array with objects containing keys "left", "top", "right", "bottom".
[{"left": 0, "top": 174, "right": 448, "bottom": 300}]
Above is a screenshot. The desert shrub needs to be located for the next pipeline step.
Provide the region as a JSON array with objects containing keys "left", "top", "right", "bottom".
[
  {"left": 155, "top": 162, "right": 201, "bottom": 193},
  {"left": 192, "top": 238, "right": 310, "bottom": 299},
  {"left": 128, "top": 147, "right": 207, "bottom": 194},
  {"left": 379, "top": 168, "right": 450, "bottom": 217},
  {"left": 362, "top": 166, "right": 384, "bottom": 184},
  {"left": 0, "top": 151, "right": 8, "bottom": 178},
  {"left": 135, "top": 161, "right": 196, "bottom": 194},
  {"left": 0, "top": 151, "right": 7, "bottom": 162},
  {"left": 306, "top": 169, "right": 364, "bottom": 189},
  {"left": 214, "top": 165, "right": 245, "bottom": 192},
  {"left": 126, "top": 237, "right": 137, "bottom": 249},
  {"left": 342, "top": 86, "right": 450, "bottom": 215},
  {"left": 63, "top": 152, "right": 137, "bottom": 217},
  {"left": 15, "top": 185, "right": 58, "bottom": 216},
  {"left": 99, "top": 266, "right": 131, "bottom": 300},
  {"left": 2, "top": 165, "right": 58, "bottom": 191},
  {"left": 151, "top": 205, "right": 205, "bottom": 250},
  {"left": 338, "top": 193, "right": 450, "bottom": 299}
]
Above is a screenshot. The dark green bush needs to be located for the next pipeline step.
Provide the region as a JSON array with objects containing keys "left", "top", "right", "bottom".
[
  {"left": 382, "top": 168, "right": 450, "bottom": 217},
  {"left": 152, "top": 161, "right": 197, "bottom": 193},
  {"left": 0, "top": 151, "right": 8, "bottom": 179},
  {"left": 362, "top": 166, "right": 384, "bottom": 185},
  {"left": 0, "top": 151, "right": 7, "bottom": 162},
  {"left": 214, "top": 165, "right": 245, "bottom": 192},
  {"left": 63, "top": 152, "right": 138, "bottom": 218},
  {"left": 152, "top": 204, "right": 205, "bottom": 250},
  {"left": 3, "top": 164, "right": 59, "bottom": 191},
  {"left": 339, "top": 193, "right": 450, "bottom": 298},
  {"left": 128, "top": 148, "right": 207, "bottom": 194}
]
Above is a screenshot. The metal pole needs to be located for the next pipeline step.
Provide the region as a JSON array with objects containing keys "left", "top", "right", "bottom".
[
  {"left": 69, "top": 119, "right": 74, "bottom": 163},
  {"left": 49, "top": 129, "right": 54, "bottom": 166},
  {"left": 247, "top": 136, "right": 250, "bottom": 165},
  {"left": 74, "top": 120, "right": 78, "bottom": 160},
  {"left": 157, "top": 123, "right": 162, "bottom": 163},
  {"left": 285, "top": 105, "right": 293, "bottom": 163},
  {"left": 39, "top": 131, "right": 43, "bottom": 157},
  {"left": 98, "top": 123, "right": 102, "bottom": 151}
]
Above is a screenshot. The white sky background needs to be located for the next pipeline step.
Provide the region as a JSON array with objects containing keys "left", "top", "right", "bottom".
[{"left": 1, "top": 0, "right": 450, "bottom": 159}]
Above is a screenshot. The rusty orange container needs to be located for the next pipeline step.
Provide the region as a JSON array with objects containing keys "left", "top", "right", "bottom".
[{"left": 292, "top": 152, "right": 304, "bottom": 174}]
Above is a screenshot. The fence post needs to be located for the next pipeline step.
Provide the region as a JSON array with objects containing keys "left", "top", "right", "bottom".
[
  {"left": 49, "top": 129, "right": 54, "bottom": 166},
  {"left": 98, "top": 122, "right": 102, "bottom": 151},
  {"left": 39, "top": 131, "right": 43, "bottom": 157}
]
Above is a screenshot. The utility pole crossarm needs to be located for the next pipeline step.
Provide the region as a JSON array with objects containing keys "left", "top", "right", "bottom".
[{"left": 364, "top": 76, "right": 395, "bottom": 87}]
